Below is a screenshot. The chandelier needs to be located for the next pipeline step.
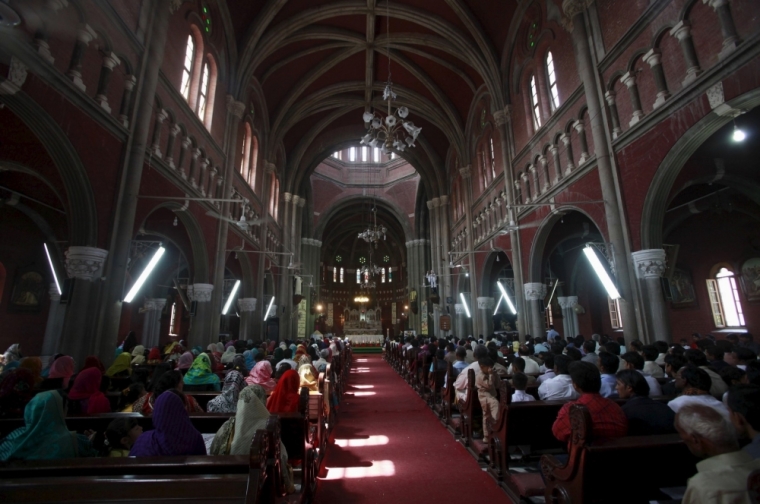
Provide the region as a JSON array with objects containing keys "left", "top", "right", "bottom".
[
  {"left": 359, "top": 0, "right": 421, "bottom": 153},
  {"left": 358, "top": 206, "right": 387, "bottom": 247},
  {"left": 354, "top": 295, "right": 370, "bottom": 304}
]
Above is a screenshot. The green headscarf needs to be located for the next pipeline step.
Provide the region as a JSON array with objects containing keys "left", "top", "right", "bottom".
[
  {"left": 273, "top": 348, "right": 284, "bottom": 365},
  {"left": 183, "top": 353, "right": 221, "bottom": 386},
  {"left": 105, "top": 352, "right": 132, "bottom": 377},
  {"left": 0, "top": 391, "right": 78, "bottom": 461}
]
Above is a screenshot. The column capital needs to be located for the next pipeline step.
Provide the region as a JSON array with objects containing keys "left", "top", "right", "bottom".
[
  {"left": 523, "top": 282, "right": 546, "bottom": 300},
  {"left": 643, "top": 48, "right": 663, "bottom": 67},
  {"left": 265, "top": 161, "right": 277, "bottom": 174},
  {"left": 459, "top": 165, "right": 471, "bottom": 178},
  {"left": 65, "top": 246, "right": 108, "bottom": 280},
  {"left": 631, "top": 249, "right": 667, "bottom": 279},
  {"left": 144, "top": 298, "right": 167, "bottom": 311},
  {"left": 670, "top": 20, "right": 692, "bottom": 41},
  {"left": 76, "top": 24, "right": 97, "bottom": 44},
  {"left": 238, "top": 298, "right": 257, "bottom": 312},
  {"left": 297, "top": 197, "right": 306, "bottom": 207},
  {"left": 102, "top": 52, "right": 120, "bottom": 70},
  {"left": 493, "top": 107, "right": 511, "bottom": 127},
  {"left": 225, "top": 96, "right": 246, "bottom": 118},
  {"left": 703, "top": 0, "right": 728, "bottom": 9},
  {"left": 572, "top": 119, "right": 586, "bottom": 133},
  {"left": 561, "top": 0, "right": 593, "bottom": 30},
  {"left": 439, "top": 194, "right": 449, "bottom": 205},
  {"left": 557, "top": 296, "right": 578, "bottom": 309},
  {"left": 604, "top": 90, "right": 617, "bottom": 104},
  {"left": 188, "top": 283, "right": 214, "bottom": 302},
  {"left": 621, "top": 71, "right": 637, "bottom": 89},
  {"left": 156, "top": 108, "right": 169, "bottom": 123},
  {"left": 283, "top": 192, "right": 293, "bottom": 203},
  {"left": 477, "top": 296, "right": 495, "bottom": 309},
  {"left": 123, "top": 74, "right": 137, "bottom": 91}
]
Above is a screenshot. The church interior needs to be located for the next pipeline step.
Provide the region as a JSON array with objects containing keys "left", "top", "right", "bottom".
[{"left": 0, "top": 0, "right": 759, "bottom": 502}]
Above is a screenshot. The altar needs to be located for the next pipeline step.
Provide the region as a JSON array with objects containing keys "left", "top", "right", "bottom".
[
  {"left": 347, "top": 334, "right": 384, "bottom": 345},
  {"left": 344, "top": 307, "right": 383, "bottom": 345}
]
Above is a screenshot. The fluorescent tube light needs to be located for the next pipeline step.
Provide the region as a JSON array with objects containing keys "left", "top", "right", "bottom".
[
  {"left": 124, "top": 246, "right": 165, "bottom": 302},
  {"left": 264, "top": 296, "right": 275, "bottom": 320},
  {"left": 497, "top": 281, "right": 517, "bottom": 314},
  {"left": 459, "top": 292, "right": 471, "bottom": 318},
  {"left": 222, "top": 280, "right": 241, "bottom": 315},
  {"left": 494, "top": 294, "right": 505, "bottom": 315},
  {"left": 583, "top": 246, "right": 621, "bottom": 300},
  {"left": 43, "top": 243, "right": 62, "bottom": 295}
]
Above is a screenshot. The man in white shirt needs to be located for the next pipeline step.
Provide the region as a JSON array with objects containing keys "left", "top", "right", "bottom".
[
  {"left": 581, "top": 340, "right": 598, "bottom": 364},
  {"left": 537, "top": 354, "right": 556, "bottom": 384},
  {"left": 507, "top": 345, "right": 540, "bottom": 374},
  {"left": 669, "top": 365, "right": 731, "bottom": 422},
  {"left": 538, "top": 355, "right": 580, "bottom": 401},
  {"left": 511, "top": 373, "right": 535, "bottom": 403},
  {"left": 454, "top": 344, "right": 488, "bottom": 402},
  {"left": 675, "top": 403, "right": 760, "bottom": 504}
]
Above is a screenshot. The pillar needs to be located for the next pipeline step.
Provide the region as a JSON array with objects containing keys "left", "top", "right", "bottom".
[
  {"left": 439, "top": 195, "right": 452, "bottom": 315},
  {"left": 237, "top": 298, "right": 257, "bottom": 341},
  {"left": 165, "top": 124, "right": 181, "bottom": 169},
  {"left": 188, "top": 283, "right": 214, "bottom": 344},
  {"left": 524, "top": 282, "right": 546, "bottom": 339},
  {"left": 573, "top": 120, "right": 590, "bottom": 164},
  {"left": 150, "top": 109, "right": 168, "bottom": 158},
  {"left": 559, "top": 132, "right": 575, "bottom": 175},
  {"left": 631, "top": 249, "right": 671, "bottom": 344},
  {"left": 177, "top": 137, "right": 191, "bottom": 179},
  {"left": 61, "top": 246, "right": 109, "bottom": 365},
  {"left": 477, "top": 297, "right": 495, "bottom": 337},
  {"left": 41, "top": 284, "right": 66, "bottom": 357},
  {"left": 142, "top": 298, "right": 167, "bottom": 349},
  {"left": 66, "top": 25, "right": 96, "bottom": 92},
  {"left": 643, "top": 49, "right": 670, "bottom": 109},
  {"left": 604, "top": 91, "right": 622, "bottom": 138},
  {"left": 95, "top": 52, "right": 120, "bottom": 113},
  {"left": 529, "top": 165, "right": 541, "bottom": 198},
  {"left": 704, "top": 0, "right": 740, "bottom": 59},
  {"left": 118, "top": 75, "right": 136, "bottom": 128},
  {"left": 557, "top": 296, "right": 579, "bottom": 338},
  {"left": 538, "top": 155, "right": 550, "bottom": 192},
  {"left": 670, "top": 21, "right": 702, "bottom": 86},
  {"left": 621, "top": 71, "right": 645, "bottom": 126},
  {"left": 198, "top": 157, "right": 210, "bottom": 195}
]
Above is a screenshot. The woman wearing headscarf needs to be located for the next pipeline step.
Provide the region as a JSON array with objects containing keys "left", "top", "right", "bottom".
[
  {"left": 298, "top": 364, "right": 320, "bottom": 393},
  {"left": 272, "top": 348, "right": 285, "bottom": 367},
  {"left": 116, "top": 332, "right": 137, "bottom": 359},
  {"left": 18, "top": 357, "right": 43, "bottom": 385},
  {"left": 162, "top": 340, "right": 179, "bottom": 356},
  {"left": 294, "top": 345, "right": 310, "bottom": 368},
  {"left": 215, "top": 342, "right": 225, "bottom": 354},
  {"left": 245, "top": 361, "right": 277, "bottom": 392},
  {"left": 231, "top": 355, "right": 248, "bottom": 377},
  {"left": 191, "top": 345, "right": 203, "bottom": 357},
  {"left": 147, "top": 347, "right": 162, "bottom": 365},
  {"left": 0, "top": 391, "right": 97, "bottom": 461},
  {"left": 68, "top": 368, "right": 111, "bottom": 415},
  {"left": 41, "top": 354, "right": 63, "bottom": 378},
  {"left": 131, "top": 345, "right": 146, "bottom": 365},
  {"left": 129, "top": 391, "right": 206, "bottom": 457},
  {"left": 3, "top": 344, "right": 22, "bottom": 366},
  {"left": 183, "top": 353, "right": 221, "bottom": 391},
  {"left": 105, "top": 352, "right": 132, "bottom": 378},
  {"left": 206, "top": 371, "right": 245, "bottom": 413},
  {"left": 267, "top": 370, "right": 301, "bottom": 413},
  {"left": 132, "top": 369, "right": 202, "bottom": 414},
  {"left": 0, "top": 369, "right": 35, "bottom": 418},
  {"left": 243, "top": 350, "right": 255, "bottom": 373},
  {"left": 81, "top": 356, "right": 106, "bottom": 375},
  {"left": 48, "top": 355, "right": 76, "bottom": 388},
  {"left": 221, "top": 346, "right": 236, "bottom": 365},
  {"left": 176, "top": 352, "right": 194, "bottom": 374},
  {"left": 209, "top": 385, "right": 295, "bottom": 493}
]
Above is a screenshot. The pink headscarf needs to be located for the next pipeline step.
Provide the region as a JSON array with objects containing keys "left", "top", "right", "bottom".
[
  {"left": 177, "top": 352, "right": 194, "bottom": 370},
  {"left": 68, "top": 367, "right": 111, "bottom": 414},
  {"left": 245, "top": 361, "right": 277, "bottom": 392},
  {"left": 48, "top": 356, "right": 76, "bottom": 388}
]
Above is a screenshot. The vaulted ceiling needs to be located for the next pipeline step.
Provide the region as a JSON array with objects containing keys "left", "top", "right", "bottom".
[{"left": 223, "top": 0, "right": 519, "bottom": 197}]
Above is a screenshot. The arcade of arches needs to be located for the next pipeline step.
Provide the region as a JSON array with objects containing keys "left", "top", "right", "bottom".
[{"left": 0, "top": 0, "right": 758, "bottom": 369}]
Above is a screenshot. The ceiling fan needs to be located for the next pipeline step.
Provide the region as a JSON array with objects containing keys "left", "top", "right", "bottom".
[
  {"left": 497, "top": 220, "right": 542, "bottom": 235},
  {"left": 206, "top": 207, "right": 270, "bottom": 232}
]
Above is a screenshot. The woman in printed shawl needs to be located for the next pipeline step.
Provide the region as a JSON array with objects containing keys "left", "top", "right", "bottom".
[
  {"left": 105, "top": 352, "right": 132, "bottom": 378},
  {"left": 182, "top": 353, "right": 221, "bottom": 391},
  {"left": 294, "top": 345, "right": 311, "bottom": 368},
  {"left": 129, "top": 391, "right": 206, "bottom": 457},
  {"left": 18, "top": 357, "right": 43, "bottom": 385},
  {"left": 231, "top": 355, "right": 248, "bottom": 377},
  {"left": 298, "top": 364, "right": 320, "bottom": 393},
  {"left": 68, "top": 368, "right": 111, "bottom": 415},
  {"left": 3, "top": 344, "right": 22, "bottom": 365},
  {"left": 245, "top": 361, "right": 277, "bottom": 392},
  {"left": 0, "top": 391, "right": 97, "bottom": 461},
  {"left": 48, "top": 355, "right": 76, "bottom": 388},
  {"left": 206, "top": 371, "right": 245, "bottom": 413},
  {"left": 0, "top": 369, "right": 35, "bottom": 418},
  {"left": 209, "top": 385, "right": 295, "bottom": 493},
  {"left": 267, "top": 370, "right": 301, "bottom": 413},
  {"left": 131, "top": 345, "right": 146, "bottom": 365}
]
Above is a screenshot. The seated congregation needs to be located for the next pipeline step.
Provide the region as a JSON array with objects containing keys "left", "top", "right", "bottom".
[
  {"left": 0, "top": 335, "right": 351, "bottom": 503},
  {"left": 387, "top": 332, "right": 760, "bottom": 504}
]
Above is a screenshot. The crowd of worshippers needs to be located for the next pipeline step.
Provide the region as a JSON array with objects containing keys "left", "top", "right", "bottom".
[
  {"left": 0, "top": 333, "right": 345, "bottom": 482},
  {"left": 397, "top": 331, "right": 760, "bottom": 502}
]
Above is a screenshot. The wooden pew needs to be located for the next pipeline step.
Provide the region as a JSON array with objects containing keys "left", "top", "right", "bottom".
[
  {"left": 434, "top": 361, "right": 455, "bottom": 422},
  {"left": 278, "top": 387, "right": 318, "bottom": 503},
  {"left": 540, "top": 404, "right": 699, "bottom": 504},
  {"left": 415, "top": 353, "right": 431, "bottom": 396},
  {"left": 450, "top": 369, "right": 477, "bottom": 443},
  {"left": 426, "top": 358, "right": 446, "bottom": 408}
]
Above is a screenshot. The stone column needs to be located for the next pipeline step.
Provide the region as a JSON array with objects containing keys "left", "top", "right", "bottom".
[
  {"left": 604, "top": 91, "right": 622, "bottom": 138},
  {"left": 631, "top": 249, "right": 670, "bottom": 343},
  {"left": 237, "top": 298, "right": 257, "bottom": 341},
  {"left": 458, "top": 165, "right": 480, "bottom": 336},
  {"left": 150, "top": 108, "right": 168, "bottom": 158},
  {"left": 118, "top": 75, "right": 136, "bottom": 128},
  {"left": 704, "top": 0, "right": 740, "bottom": 59},
  {"left": 142, "top": 298, "right": 167, "bottom": 349},
  {"left": 477, "top": 297, "right": 495, "bottom": 337},
  {"left": 573, "top": 120, "right": 590, "bottom": 164},
  {"left": 643, "top": 49, "right": 670, "bottom": 109},
  {"left": 278, "top": 192, "right": 293, "bottom": 341},
  {"left": 188, "top": 283, "right": 214, "bottom": 344},
  {"left": 563, "top": 0, "right": 640, "bottom": 344},
  {"left": 165, "top": 124, "right": 181, "bottom": 169},
  {"left": 207, "top": 167, "right": 218, "bottom": 197},
  {"left": 559, "top": 133, "right": 575, "bottom": 175},
  {"left": 439, "top": 195, "right": 452, "bottom": 313},
  {"left": 557, "top": 296, "right": 579, "bottom": 338},
  {"left": 198, "top": 157, "right": 210, "bottom": 195},
  {"left": 95, "top": 52, "right": 120, "bottom": 113},
  {"left": 529, "top": 164, "right": 541, "bottom": 198},
  {"left": 538, "top": 155, "right": 550, "bottom": 192},
  {"left": 34, "top": 31, "right": 55, "bottom": 64},
  {"left": 177, "top": 137, "right": 191, "bottom": 179},
  {"left": 524, "top": 282, "right": 546, "bottom": 340},
  {"left": 66, "top": 25, "right": 97, "bottom": 92},
  {"left": 61, "top": 246, "right": 109, "bottom": 365},
  {"left": 621, "top": 71, "right": 645, "bottom": 126},
  {"left": 670, "top": 21, "right": 702, "bottom": 86},
  {"left": 42, "top": 284, "right": 66, "bottom": 357},
  {"left": 295, "top": 198, "right": 306, "bottom": 265}
]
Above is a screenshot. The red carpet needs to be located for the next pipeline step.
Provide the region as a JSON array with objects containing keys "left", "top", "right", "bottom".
[{"left": 314, "top": 354, "right": 513, "bottom": 503}]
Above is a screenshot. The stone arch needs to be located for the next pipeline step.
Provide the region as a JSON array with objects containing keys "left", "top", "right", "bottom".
[
  {"left": 313, "top": 195, "right": 414, "bottom": 241},
  {"left": 641, "top": 88, "right": 760, "bottom": 249}
]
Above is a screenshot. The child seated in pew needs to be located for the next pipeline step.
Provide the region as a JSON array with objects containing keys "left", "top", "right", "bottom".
[
  {"left": 511, "top": 373, "right": 535, "bottom": 403},
  {"left": 104, "top": 417, "right": 143, "bottom": 456},
  {"left": 510, "top": 358, "right": 537, "bottom": 386},
  {"left": 476, "top": 358, "right": 500, "bottom": 444}
]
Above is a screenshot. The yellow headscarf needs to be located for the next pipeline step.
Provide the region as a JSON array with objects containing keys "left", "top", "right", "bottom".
[
  {"left": 105, "top": 352, "right": 132, "bottom": 377},
  {"left": 298, "top": 364, "right": 319, "bottom": 393}
]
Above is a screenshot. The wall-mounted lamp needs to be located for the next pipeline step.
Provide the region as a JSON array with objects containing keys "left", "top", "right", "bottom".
[
  {"left": 124, "top": 246, "right": 165, "bottom": 302},
  {"left": 459, "top": 292, "right": 471, "bottom": 318},
  {"left": 583, "top": 245, "right": 621, "bottom": 300}
]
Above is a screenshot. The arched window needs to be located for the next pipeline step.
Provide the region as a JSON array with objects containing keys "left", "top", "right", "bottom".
[
  {"left": 480, "top": 150, "right": 488, "bottom": 189},
  {"left": 388, "top": 269, "right": 392, "bottom": 283},
  {"left": 707, "top": 266, "right": 746, "bottom": 327},
  {"left": 274, "top": 178, "right": 280, "bottom": 221},
  {"left": 361, "top": 146, "right": 368, "bottom": 162},
  {"left": 530, "top": 75, "right": 541, "bottom": 130},
  {"left": 373, "top": 147, "right": 380, "bottom": 163},
  {"left": 240, "top": 123, "right": 252, "bottom": 182},
  {"left": 250, "top": 136, "right": 259, "bottom": 190},
  {"left": 546, "top": 51, "right": 560, "bottom": 111},
  {"left": 356, "top": 270, "right": 361, "bottom": 284},
  {"left": 381, "top": 268, "right": 386, "bottom": 283},
  {"left": 340, "top": 268, "right": 344, "bottom": 283},
  {"left": 197, "top": 62, "right": 209, "bottom": 119},
  {"left": 349, "top": 147, "right": 356, "bottom": 162},
  {"left": 489, "top": 137, "right": 496, "bottom": 180},
  {"left": 333, "top": 267, "right": 337, "bottom": 283},
  {"left": 180, "top": 35, "right": 194, "bottom": 100}
]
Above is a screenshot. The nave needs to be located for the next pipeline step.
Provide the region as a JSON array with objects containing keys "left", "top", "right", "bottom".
[{"left": 315, "top": 354, "right": 510, "bottom": 503}]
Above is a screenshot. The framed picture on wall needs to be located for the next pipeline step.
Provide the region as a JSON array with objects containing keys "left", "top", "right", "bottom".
[
  {"left": 669, "top": 267, "right": 697, "bottom": 308},
  {"left": 740, "top": 257, "right": 760, "bottom": 302},
  {"left": 9, "top": 266, "right": 45, "bottom": 312}
]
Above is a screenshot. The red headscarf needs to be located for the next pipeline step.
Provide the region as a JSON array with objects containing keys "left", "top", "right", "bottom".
[
  {"left": 266, "top": 370, "right": 301, "bottom": 413},
  {"left": 68, "top": 367, "right": 111, "bottom": 414},
  {"left": 82, "top": 356, "right": 106, "bottom": 374},
  {"left": 148, "top": 347, "right": 162, "bottom": 362}
]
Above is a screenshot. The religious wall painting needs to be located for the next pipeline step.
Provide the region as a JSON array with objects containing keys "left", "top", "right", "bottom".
[
  {"left": 740, "top": 257, "right": 760, "bottom": 302},
  {"left": 669, "top": 267, "right": 697, "bottom": 308},
  {"left": 9, "top": 265, "right": 45, "bottom": 312}
]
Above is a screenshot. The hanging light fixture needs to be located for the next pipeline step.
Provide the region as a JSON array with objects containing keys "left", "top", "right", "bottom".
[{"left": 359, "top": 0, "right": 421, "bottom": 154}]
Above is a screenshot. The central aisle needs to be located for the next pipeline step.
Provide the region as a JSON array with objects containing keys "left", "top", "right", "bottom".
[{"left": 314, "top": 354, "right": 513, "bottom": 503}]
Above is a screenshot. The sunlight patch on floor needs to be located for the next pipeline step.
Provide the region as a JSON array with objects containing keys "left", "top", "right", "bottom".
[
  {"left": 334, "top": 435, "right": 389, "bottom": 448},
  {"left": 320, "top": 460, "right": 395, "bottom": 480},
  {"left": 350, "top": 385, "right": 374, "bottom": 389},
  {"left": 346, "top": 391, "right": 376, "bottom": 396}
]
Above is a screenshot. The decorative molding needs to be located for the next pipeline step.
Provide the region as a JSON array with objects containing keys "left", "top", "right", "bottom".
[
  {"left": 65, "top": 246, "right": 108, "bottom": 281},
  {"left": 458, "top": 165, "right": 471, "bottom": 179},
  {"left": 187, "top": 283, "right": 214, "bottom": 302},
  {"left": 523, "top": 282, "right": 546, "bottom": 301},
  {"left": 0, "top": 57, "right": 28, "bottom": 95},
  {"left": 265, "top": 161, "right": 277, "bottom": 174},
  {"left": 477, "top": 296, "right": 495, "bottom": 309},
  {"left": 557, "top": 296, "right": 578, "bottom": 309},
  {"left": 144, "top": 298, "right": 167, "bottom": 311},
  {"left": 631, "top": 249, "right": 667, "bottom": 279},
  {"left": 238, "top": 298, "right": 257, "bottom": 312},
  {"left": 226, "top": 96, "right": 246, "bottom": 119}
]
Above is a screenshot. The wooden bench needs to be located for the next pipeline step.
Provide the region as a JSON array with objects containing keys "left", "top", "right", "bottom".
[
  {"left": 425, "top": 358, "right": 446, "bottom": 409},
  {"left": 540, "top": 404, "right": 699, "bottom": 504}
]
